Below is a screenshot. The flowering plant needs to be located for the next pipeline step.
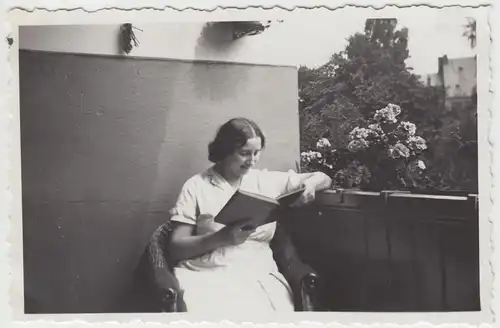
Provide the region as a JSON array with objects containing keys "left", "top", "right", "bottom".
[{"left": 301, "top": 104, "right": 429, "bottom": 190}]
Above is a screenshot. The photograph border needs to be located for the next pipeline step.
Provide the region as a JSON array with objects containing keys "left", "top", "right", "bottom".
[{"left": 1, "top": 0, "right": 497, "bottom": 327}]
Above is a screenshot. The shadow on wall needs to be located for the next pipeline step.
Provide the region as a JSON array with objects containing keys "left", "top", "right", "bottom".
[{"left": 195, "top": 22, "right": 241, "bottom": 55}]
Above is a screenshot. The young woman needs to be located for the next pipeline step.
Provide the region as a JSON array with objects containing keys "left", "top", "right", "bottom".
[{"left": 169, "top": 117, "right": 332, "bottom": 315}]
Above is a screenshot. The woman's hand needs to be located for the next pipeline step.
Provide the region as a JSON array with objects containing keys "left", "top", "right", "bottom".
[
  {"left": 288, "top": 171, "right": 332, "bottom": 207},
  {"left": 215, "top": 221, "right": 256, "bottom": 247},
  {"left": 289, "top": 182, "right": 316, "bottom": 207}
]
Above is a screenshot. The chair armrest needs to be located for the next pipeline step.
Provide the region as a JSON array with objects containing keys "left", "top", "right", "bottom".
[
  {"left": 270, "top": 219, "right": 320, "bottom": 311},
  {"left": 131, "top": 222, "right": 186, "bottom": 312},
  {"left": 298, "top": 272, "right": 320, "bottom": 311}
]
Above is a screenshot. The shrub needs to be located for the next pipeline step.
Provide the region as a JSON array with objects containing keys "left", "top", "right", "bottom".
[{"left": 301, "top": 104, "right": 429, "bottom": 190}]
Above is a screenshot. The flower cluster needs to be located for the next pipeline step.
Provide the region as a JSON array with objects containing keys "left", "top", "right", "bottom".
[
  {"left": 397, "top": 121, "right": 417, "bottom": 137},
  {"left": 374, "top": 103, "right": 402, "bottom": 124},
  {"left": 347, "top": 123, "right": 386, "bottom": 153},
  {"left": 417, "top": 160, "right": 426, "bottom": 170},
  {"left": 348, "top": 127, "right": 372, "bottom": 152},
  {"left": 300, "top": 104, "right": 429, "bottom": 191},
  {"left": 407, "top": 135, "right": 427, "bottom": 151},
  {"left": 347, "top": 139, "right": 370, "bottom": 152},
  {"left": 300, "top": 150, "right": 322, "bottom": 164},
  {"left": 349, "top": 127, "right": 371, "bottom": 140},
  {"left": 316, "top": 138, "right": 331, "bottom": 149},
  {"left": 367, "top": 123, "right": 384, "bottom": 136},
  {"left": 388, "top": 143, "right": 411, "bottom": 159},
  {"left": 301, "top": 149, "right": 334, "bottom": 170}
]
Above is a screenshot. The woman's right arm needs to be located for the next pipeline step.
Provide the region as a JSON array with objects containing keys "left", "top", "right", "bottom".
[
  {"left": 169, "top": 177, "right": 254, "bottom": 262},
  {"left": 169, "top": 221, "right": 254, "bottom": 263},
  {"left": 169, "top": 223, "right": 225, "bottom": 263},
  {"left": 168, "top": 177, "right": 225, "bottom": 262}
]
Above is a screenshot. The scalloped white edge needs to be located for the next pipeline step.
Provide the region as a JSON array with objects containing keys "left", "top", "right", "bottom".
[{"left": 1, "top": 1, "right": 497, "bottom": 327}]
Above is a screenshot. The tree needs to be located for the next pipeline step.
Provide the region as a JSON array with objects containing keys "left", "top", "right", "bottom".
[
  {"left": 298, "top": 18, "right": 473, "bottom": 192},
  {"left": 300, "top": 19, "right": 445, "bottom": 146},
  {"left": 462, "top": 17, "right": 477, "bottom": 49}
]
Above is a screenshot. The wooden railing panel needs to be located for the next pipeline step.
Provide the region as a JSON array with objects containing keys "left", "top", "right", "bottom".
[
  {"left": 413, "top": 219, "right": 445, "bottom": 311},
  {"left": 384, "top": 216, "right": 420, "bottom": 311},
  {"left": 287, "top": 190, "right": 480, "bottom": 312},
  {"left": 440, "top": 220, "right": 480, "bottom": 310}
]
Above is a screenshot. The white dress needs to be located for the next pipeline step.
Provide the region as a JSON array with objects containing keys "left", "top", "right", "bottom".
[{"left": 169, "top": 166, "right": 303, "bottom": 315}]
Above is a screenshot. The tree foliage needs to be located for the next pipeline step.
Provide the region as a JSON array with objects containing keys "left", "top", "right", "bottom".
[
  {"left": 462, "top": 17, "right": 477, "bottom": 49},
  {"left": 299, "top": 18, "right": 477, "bottom": 193}
]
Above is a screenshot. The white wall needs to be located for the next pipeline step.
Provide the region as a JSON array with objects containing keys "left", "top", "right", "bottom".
[{"left": 19, "top": 23, "right": 297, "bottom": 67}]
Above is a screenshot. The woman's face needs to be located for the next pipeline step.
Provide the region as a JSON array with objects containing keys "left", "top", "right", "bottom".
[{"left": 222, "top": 137, "right": 263, "bottom": 178}]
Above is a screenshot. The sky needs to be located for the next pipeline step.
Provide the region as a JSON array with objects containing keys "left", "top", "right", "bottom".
[{"left": 255, "top": 7, "right": 479, "bottom": 75}]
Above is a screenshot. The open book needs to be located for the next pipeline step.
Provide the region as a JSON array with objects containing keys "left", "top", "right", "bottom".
[{"left": 214, "top": 187, "right": 306, "bottom": 229}]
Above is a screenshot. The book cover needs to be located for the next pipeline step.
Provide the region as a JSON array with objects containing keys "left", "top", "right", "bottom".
[{"left": 214, "top": 187, "right": 305, "bottom": 228}]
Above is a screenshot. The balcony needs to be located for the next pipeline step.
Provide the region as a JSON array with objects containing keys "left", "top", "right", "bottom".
[{"left": 287, "top": 189, "right": 480, "bottom": 312}]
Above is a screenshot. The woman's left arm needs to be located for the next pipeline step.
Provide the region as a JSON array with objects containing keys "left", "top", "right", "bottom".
[{"left": 290, "top": 171, "right": 332, "bottom": 207}]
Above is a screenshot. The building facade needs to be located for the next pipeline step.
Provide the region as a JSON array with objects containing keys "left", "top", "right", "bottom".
[{"left": 421, "top": 55, "right": 477, "bottom": 109}]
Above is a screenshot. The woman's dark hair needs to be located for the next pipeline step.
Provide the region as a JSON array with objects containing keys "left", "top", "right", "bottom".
[{"left": 208, "top": 117, "right": 266, "bottom": 163}]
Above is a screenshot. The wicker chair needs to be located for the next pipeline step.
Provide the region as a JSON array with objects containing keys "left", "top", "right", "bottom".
[{"left": 127, "top": 217, "right": 321, "bottom": 312}]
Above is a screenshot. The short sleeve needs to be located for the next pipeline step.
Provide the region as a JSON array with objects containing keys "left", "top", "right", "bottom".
[
  {"left": 257, "top": 168, "right": 303, "bottom": 197},
  {"left": 169, "top": 177, "right": 199, "bottom": 225}
]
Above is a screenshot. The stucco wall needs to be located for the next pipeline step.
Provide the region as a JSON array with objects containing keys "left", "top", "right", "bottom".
[{"left": 19, "top": 29, "right": 299, "bottom": 313}]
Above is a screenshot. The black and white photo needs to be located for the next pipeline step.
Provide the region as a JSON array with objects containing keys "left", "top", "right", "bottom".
[{"left": 5, "top": 4, "right": 494, "bottom": 325}]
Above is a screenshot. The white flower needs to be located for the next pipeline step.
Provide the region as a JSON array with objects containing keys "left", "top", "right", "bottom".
[
  {"left": 374, "top": 104, "right": 402, "bottom": 123},
  {"left": 408, "top": 136, "right": 427, "bottom": 151},
  {"left": 300, "top": 151, "right": 322, "bottom": 164},
  {"left": 316, "top": 138, "right": 331, "bottom": 149},
  {"left": 387, "top": 103, "right": 402, "bottom": 116},
  {"left": 398, "top": 121, "right": 417, "bottom": 136},
  {"left": 349, "top": 127, "right": 371, "bottom": 140},
  {"left": 367, "top": 123, "right": 385, "bottom": 139},
  {"left": 348, "top": 139, "right": 370, "bottom": 152},
  {"left": 417, "top": 160, "right": 426, "bottom": 170},
  {"left": 368, "top": 123, "right": 383, "bottom": 133}
]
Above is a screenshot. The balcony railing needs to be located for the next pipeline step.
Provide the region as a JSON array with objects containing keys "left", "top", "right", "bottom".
[{"left": 287, "top": 189, "right": 480, "bottom": 312}]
